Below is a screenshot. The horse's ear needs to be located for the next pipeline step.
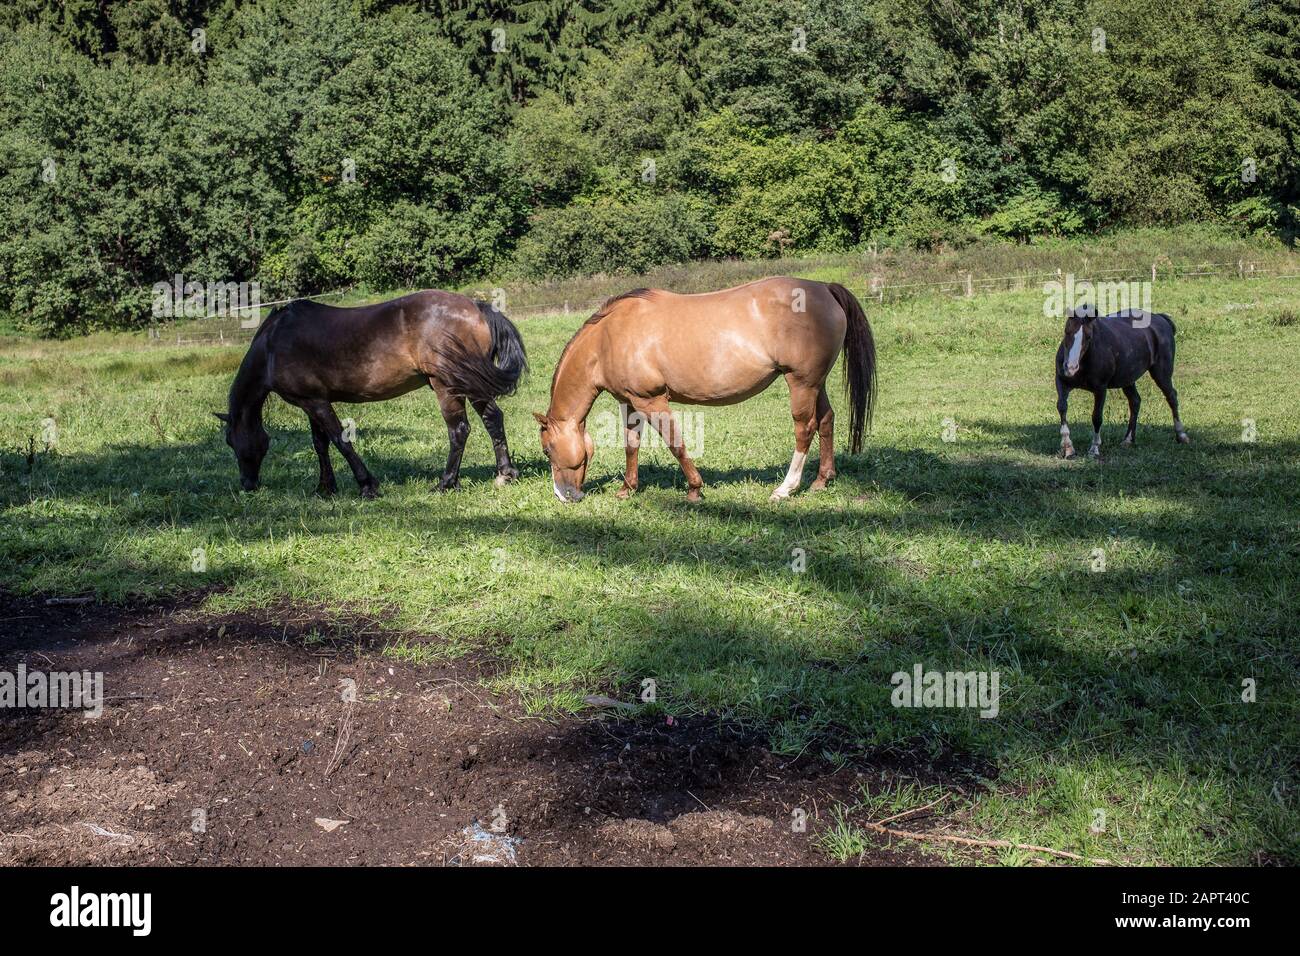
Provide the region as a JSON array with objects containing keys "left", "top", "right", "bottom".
[
  {"left": 1072, "top": 303, "right": 1098, "bottom": 322},
  {"left": 532, "top": 412, "right": 549, "bottom": 428},
  {"left": 214, "top": 412, "right": 230, "bottom": 423}
]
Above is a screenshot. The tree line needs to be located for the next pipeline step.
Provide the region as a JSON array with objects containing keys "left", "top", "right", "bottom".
[{"left": 1, "top": 0, "right": 1296, "bottom": 335}]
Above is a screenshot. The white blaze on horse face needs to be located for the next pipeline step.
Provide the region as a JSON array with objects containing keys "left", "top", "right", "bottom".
[
  {"left": 552, "top": 476, "right": 567, "bottom": 502},
  {"left": 1065, "top": 328, "right": 1084, "bottom": 376},
  {"left": 770, "top": 450, "right": 807, "bottom": 501}
]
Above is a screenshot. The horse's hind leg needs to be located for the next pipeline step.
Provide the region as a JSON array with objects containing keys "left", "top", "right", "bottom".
[
  {"left": 1121, "top": 384, "right": 1141, "bottom": 446},
  {"left": 1150, "top": 362, "right": 1190, "bottom": 443},
  {"left": 808, "top": 386, "right": 836, "bottom": 492},
  {"left": 309, "top": 418, "right": 338, "bottom": 497},
  {"left": 635, "top": 395, "right": 703, "bottom": 502},
  {"left": 431, "top": 383, "right": 470, "bottom": 492},
  {"left": 303, "top": 401, "right": 378, "bottom": 498},
  {"left": 471, "top": 398, "right": 517, "bottom": 487},
  {"left": 772, "top": 378, "right": 819, "bottom": 501}
]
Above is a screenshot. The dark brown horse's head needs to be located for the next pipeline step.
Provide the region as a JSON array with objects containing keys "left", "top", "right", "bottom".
[
  {"left": 534, "top": 412, "right": 593, "bottom": 502},
  {"left": 215, "top": 411, "right": 268, "bottom": 491},
  {"left": 1061, "top": 303, "right": 1099, "bottom": 378}
]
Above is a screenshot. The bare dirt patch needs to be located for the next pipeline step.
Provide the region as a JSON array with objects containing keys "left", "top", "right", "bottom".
[{"left": 0, "top": 592, "right": 937, "bottom": 866}]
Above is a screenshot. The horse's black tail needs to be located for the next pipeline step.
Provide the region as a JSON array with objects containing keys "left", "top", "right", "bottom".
[
  {"left": 479, "top": 299, "right": 528, "bottom": 395},
  {"left": 827, "top": 283, "right": 877, "bottom": 455},
  {"left": 435, "top": 301, "right": 528, "bottom": 402}
]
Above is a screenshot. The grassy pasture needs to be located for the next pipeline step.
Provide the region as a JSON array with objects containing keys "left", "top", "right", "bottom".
[{"left": 1, "top": 267, "right": 1297, "bottom": 865}]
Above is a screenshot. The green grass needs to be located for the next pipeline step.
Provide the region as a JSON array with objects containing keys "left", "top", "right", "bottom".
[{"left": 1, "top": 267, "right": 1298, "bottom": 866}]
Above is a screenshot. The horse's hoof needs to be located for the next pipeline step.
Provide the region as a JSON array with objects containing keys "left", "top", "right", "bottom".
[
  {"left": 360, "top": 486, "right": 380, "bottom": 500},
  {"left": 1088, "top": 447, "right": 1101, "bottom": 460},
  {"left": 1121, "top": 438, "right": 1134, "bottom": 447},
  {"left": 436, "top": 481, "right": 459, "bottom": 493},
  {"left": 769, "top": 490, "right": 789, "bottom": 502},
  {"left": 493, "top": 473, "right": 510, "bottom": 488},
  {"left": 686, "top": 488, "right": 703, "bottom": 503},
  {"left": 616, "top": 485, "right": 636, "bottom": 500},
  {"left": 1061, "top": 444, "right": 1075, "bottom": 460},
  {"left": 1177, "top": 432, "right": 1191, "bottom": 444},
  {"left": 315, "top": 485, "right": 338, "bottom": 499}
]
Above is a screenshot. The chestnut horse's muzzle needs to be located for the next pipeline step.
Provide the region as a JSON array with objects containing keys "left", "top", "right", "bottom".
[{"left": 552, "top": 479, "right": 584, "bottom": 503}]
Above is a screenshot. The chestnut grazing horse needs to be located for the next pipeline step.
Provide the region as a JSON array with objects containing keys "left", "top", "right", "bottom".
[
  {"left": 217, "top": 291, "right": 526, "bottom": 496},
  {"left": 535, "top": 277, "right": 876, "bottom": 502},
  {"left": 1055, "top": 303, "right": 1189, "bottom": 458}
]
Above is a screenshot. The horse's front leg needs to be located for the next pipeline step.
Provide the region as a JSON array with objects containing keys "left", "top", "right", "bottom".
[
  {"left": 1057, "top": 378, "right": 1075, "bottom": 459},
  {"left": 304, "top": 401, "right": 378, "bottom": 498},
  {"left": 432, "top": 386, "right": 469, "bottom": 492},
  {"left": 636, "top": 396, "right": 703, "bottom": 502},
  {"left": 1121, "top": 384, "right": 1141, "bottom": 446},
  {"left": 617, "top": 400, "right": 643, "bottom": 499},
  {"left": 471, "top": 398, "right": 517, "bottom": 487},
  {"left": 1089, "top": 389, "right": 1106, "bottom": 458}
]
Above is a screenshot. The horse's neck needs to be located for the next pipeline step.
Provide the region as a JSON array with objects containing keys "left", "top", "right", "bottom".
[
  {"left": 229, "top": 348, "right": 269, "bottom": 424},
  {"left": 550, "top": 326, "right": 602, "bottom": 423}
]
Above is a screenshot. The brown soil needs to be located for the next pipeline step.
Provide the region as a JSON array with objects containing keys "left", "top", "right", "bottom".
[{"left": 0, "top": 592, "right": 950, "bottom": 866}]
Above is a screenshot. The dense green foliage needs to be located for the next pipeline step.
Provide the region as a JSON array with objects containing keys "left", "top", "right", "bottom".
[{"left": 0, "top": 0, "right": 1295, "bottom": 333}]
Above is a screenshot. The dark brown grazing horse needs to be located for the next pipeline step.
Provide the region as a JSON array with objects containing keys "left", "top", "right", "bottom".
[
  {"left": 535, "top": 277, "right": 875, "bottom": 502},
  {"left": 1056, "top": 303, "right": 1189, "bottom": 458},
  {"left": 217, "top": 290, "right": 526, "bottom": 496}
]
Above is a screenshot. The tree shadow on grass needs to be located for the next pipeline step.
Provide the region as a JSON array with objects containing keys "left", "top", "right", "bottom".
[{"left": 2, "top": 427, "right": 1297, "bottom": 861}]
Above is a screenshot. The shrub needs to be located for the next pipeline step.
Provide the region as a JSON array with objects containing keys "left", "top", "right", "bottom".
[
  {"left": 979, "top": 188, "right": 1085, "bottom": 243},
  {"left": 512, "top": 195, "right": 710, "bottom": 279}
]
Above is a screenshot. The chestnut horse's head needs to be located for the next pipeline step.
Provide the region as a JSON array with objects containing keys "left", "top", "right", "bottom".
[
  {"left": 1061, "top": 303, "right": 1099, "bottom": 378},
  {"left": 534, "top": 412, "right": 593, "bottom": 502},
  {"left": 215, "top": 410, "right": 269, "bottom": 491}
]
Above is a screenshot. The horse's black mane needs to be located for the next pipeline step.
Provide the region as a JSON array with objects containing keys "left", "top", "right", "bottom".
[{"left": 249, "top": 302, "right": 289, "bottom": 343}]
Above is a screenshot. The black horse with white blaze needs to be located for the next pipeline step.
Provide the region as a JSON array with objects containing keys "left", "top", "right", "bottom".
[{"left": 1055, "top": 304, "right": 1190, "bottom": 458}]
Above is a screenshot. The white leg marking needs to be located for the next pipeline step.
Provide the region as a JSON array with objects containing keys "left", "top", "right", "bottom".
[{"left": 770, "top": 450, "right": 807, "bottom": 501}]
